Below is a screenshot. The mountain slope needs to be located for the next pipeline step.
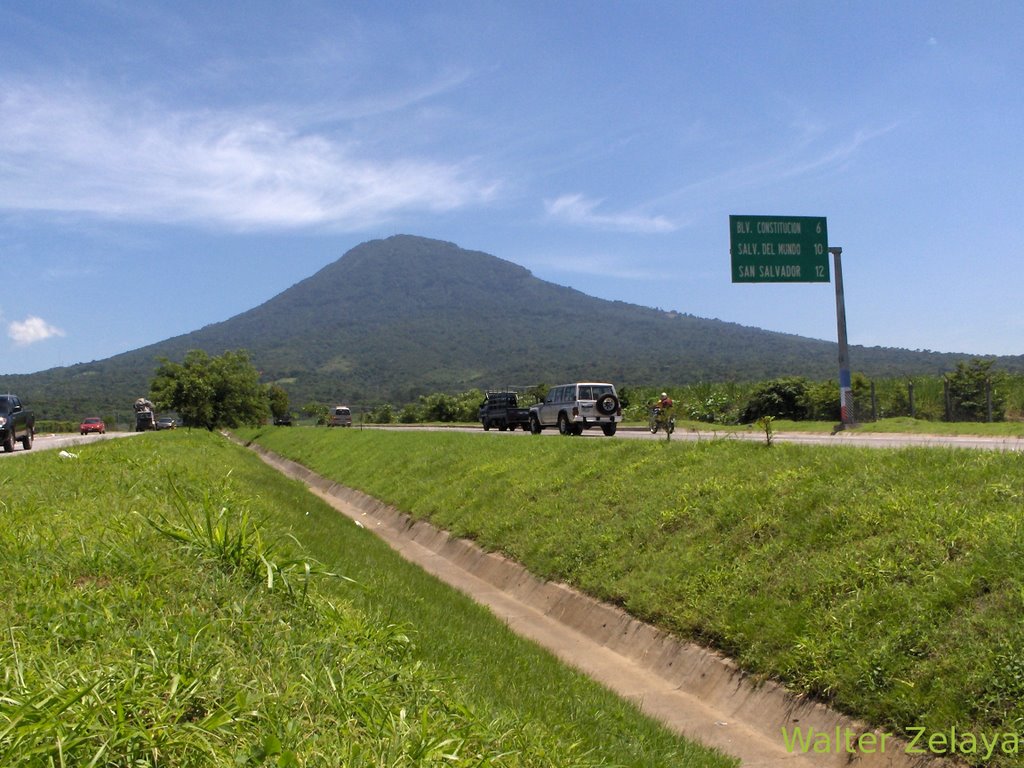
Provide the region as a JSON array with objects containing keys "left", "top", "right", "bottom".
[{"left": 3, "top": 235, "right": 1010, "bottom": 418}]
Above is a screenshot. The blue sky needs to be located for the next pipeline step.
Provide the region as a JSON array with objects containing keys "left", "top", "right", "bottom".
[{"left": 2, "top": 1, "right": 1022, "bottom": 374}]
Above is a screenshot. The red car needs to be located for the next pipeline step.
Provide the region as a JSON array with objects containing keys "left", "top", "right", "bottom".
[{"left": 79, "top": 417, "right": 106, "bottom": 435}]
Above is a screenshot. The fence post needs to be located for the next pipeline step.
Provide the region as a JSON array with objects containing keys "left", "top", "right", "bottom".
[
  {"left": 908, "top": 381, "right": 915, "bottom": 418},
  {"left": 871, "top": 381, "right": 877, "bottom": 421},
  {"left": 944, "top": 378, "right": 952, "bottom": 421},
  {"left": 987, "top": 379, "right": 993, "bottom": 422}
]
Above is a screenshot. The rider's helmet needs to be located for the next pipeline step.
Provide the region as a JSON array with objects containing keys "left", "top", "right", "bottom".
[{"left": 661, "top": 392, "right": 668, "bottom": 398}]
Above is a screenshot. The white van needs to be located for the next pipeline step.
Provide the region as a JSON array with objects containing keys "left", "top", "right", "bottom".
[{"left": 328, "top": 405, "right": 352, "bottom": 427}]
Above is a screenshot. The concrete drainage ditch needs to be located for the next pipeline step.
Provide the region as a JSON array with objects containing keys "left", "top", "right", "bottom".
[{"left": 246, "top": 441, "right": 950, "bottom": 768}]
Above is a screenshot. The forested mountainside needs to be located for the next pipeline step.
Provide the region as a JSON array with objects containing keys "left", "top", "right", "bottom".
[{"left": 5, "top": 235, "right": 1015, "bottom": 419}]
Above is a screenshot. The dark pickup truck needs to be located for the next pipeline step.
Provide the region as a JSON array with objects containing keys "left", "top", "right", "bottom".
[
  {"left": 479, "top": 391, "right": 531, "bottom": 432},
  {"left": 0, "top": 395, "right": 35, "bottom": 452}
]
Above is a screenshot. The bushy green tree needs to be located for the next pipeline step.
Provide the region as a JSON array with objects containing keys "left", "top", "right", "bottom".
[
  {"left": 415, "top": 389, "right": 484, "bottom": 422},
  {"left": 301, "top": 401, "right": 329, "bottom": 425},
  {"left": 151, "top": 349, "right": 269, "bottom": 430},
  {"left": 267, "top": 385, "right": 290, "bottom": 422},
  {"left": 679, "top": 383, "right": 734, "bottom": 423},
  {"left": 365, "top": 403, "right": 394, "bottom": 424},
  {"left": 419, "top": 392, "right": 460, "bottom": 422},
  {"left": 398, "top": 403, "right": 420, "bottom": 423},
  {"left": 739, "top": 377, "right": 811, "bottom": 423},
  {"left": 802, "top": 379, "right": 840, "bottom": 421},
  {"left": 946, "top": 359, "right": 1005, "bottom": 421},
  {"left": 455, "top": 388, "right": 485, "bottom": 421},
  {"left": 526, "top": 384, "right": 548, "bottom": 404}
]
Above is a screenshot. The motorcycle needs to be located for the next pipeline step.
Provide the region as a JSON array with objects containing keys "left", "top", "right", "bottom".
[{"left": 648, "top": 406, "right": 675, "bottom": 435}]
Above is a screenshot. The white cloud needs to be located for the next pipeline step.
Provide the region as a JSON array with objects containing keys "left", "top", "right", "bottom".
[
  {"left": 0, "top": 80, "right": 499, "bottom": 231},
  {"left": 545, "top": 194, "right": 676, "bottom": 233},
  {"left": 9, "top": 316, "right": 65, "bottom": 346},
  {"left": 520, "top": 251, "right": 661, "bottom": 281},
  {"left": 646, "top": 121, "right": 902, "bottom": 211}
]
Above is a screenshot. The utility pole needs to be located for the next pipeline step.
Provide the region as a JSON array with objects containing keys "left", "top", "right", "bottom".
[{"left": 831, "top": 247, "right": 854, "bottom": 426}]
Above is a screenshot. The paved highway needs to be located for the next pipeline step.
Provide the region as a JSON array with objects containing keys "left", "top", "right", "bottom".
[
  {"left": 373, "top": 423, "right": 1024, "bottom": 451},
  {"left": 5, "top": 425, "right": 1020, "bottom": 457},
  {"left": 0, "top": 431, "right": 140, "bottom": 457}
]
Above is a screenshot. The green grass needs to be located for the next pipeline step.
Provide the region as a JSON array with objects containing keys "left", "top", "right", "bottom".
[
  {"left": 842, "top": 417, "right": 1024, "bottom": 436},
  {"left": 0, "top": 432, "right": 732, "bottom": 767},
  {"left": 652, "top": 417, "right": 1024, "bottom": 436},
  {"left": 436, "top": 416, "right": 1024, "bottom": 437},
  {"left": 241, "top": 426, "right": 1024, "bottom": 766},
  {"left": 724, "top": 417, "right": 1024, "bottom": 436}
]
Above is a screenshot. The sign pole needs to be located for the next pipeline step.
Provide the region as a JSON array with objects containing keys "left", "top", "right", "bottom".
[{"left": 831, "top": 246, "right": 854, "bottom": 426}]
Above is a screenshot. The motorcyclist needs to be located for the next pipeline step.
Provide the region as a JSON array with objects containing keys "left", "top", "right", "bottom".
[{"left": 648, "top": 392, "right": 675, "bottom": 434}]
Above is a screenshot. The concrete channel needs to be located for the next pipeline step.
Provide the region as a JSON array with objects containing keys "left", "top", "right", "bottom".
[{"left": 247, "top": 442, "right": 951, "bottom": 768}]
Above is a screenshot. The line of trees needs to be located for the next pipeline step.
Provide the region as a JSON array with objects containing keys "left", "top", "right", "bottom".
[
  {"left": 624, "top": 359, "right": 1019, "bottom": 425},
  {"left": 140, "top": 351, "right": 1022, "bottom": 431},
  {"left": 349, "top": 359, "right": 1022, "bottom": 427}
]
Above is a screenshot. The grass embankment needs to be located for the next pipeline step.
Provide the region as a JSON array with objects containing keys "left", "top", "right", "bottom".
[
  {"left": 0, "top": 433, "right": 733, "bottom": 767},
  {"left": 243, "top": 427, "right": 1024, "bottom": 765},
  {"left": 371, "top": 417, "right": 1024, "bottom": 438},
  {"left": 739, "top": 417, "right": 1024, "bottom": 437}
]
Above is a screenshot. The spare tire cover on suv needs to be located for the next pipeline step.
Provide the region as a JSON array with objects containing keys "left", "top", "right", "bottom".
[{"left": 595, "top": 393, "right": 619, "bottom": 416}]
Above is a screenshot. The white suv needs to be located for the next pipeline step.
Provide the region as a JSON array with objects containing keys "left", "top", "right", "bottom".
[{"left": 529, "top": 382, "right": 622, "bottom": 436}]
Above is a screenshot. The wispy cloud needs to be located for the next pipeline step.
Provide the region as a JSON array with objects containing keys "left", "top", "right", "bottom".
[
  {"left": 544, "top": 193, "right": 676, "bottom": 233},
  {"left": 776, "top": 123, "right": 903, "bottom": 179},
  {"left": 0, "top": 79, "right": 499, "bottom": 231},
  {"left": 652, "top": 122, "right": 902, "bottom": 208},
  {"left": 8, "top": 316, "right": 65, "bottom": 346}
]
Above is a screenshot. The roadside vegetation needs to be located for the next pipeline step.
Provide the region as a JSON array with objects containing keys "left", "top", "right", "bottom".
[
  {"left": 342, "top": 359, "right": 1024, "bottom": 433},
  {"left": 242, "top": 427, "right": 1024, "bottom": 766},
  {"left": 19, "top": 348, "right": 1024, "bottom": 437},
  {"left": 0, "top": 432, "right": 732, "bottom": 767}
]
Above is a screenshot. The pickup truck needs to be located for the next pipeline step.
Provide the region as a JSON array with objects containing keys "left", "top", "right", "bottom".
[
  {"left": 479, "top": 391, "right": 531, "bottom": 431},
  {"left": 0, "top": 395, "right": 35, "bottom": 452},
  {"left": 134, "top": 397, "right": 157, "bottom": 432}
]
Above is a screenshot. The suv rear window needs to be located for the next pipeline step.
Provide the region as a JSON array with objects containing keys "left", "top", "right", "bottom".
[{"left": 578, "top": 385, "right": 613, "bottom": 400}]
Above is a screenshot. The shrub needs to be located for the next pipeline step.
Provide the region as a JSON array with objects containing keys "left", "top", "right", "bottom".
[
  {"left": 739, "top": 377, "right": 811, "bottom": 423},
  {"left": 946, "top": 359, "right": 1006, "bottom": 422},
  {"left": 370, "top": 403, "right": 394, "bottom": 423}
]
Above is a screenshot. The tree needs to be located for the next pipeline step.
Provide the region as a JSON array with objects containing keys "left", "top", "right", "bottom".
[
  {"left": 526, "top": 384, "right": 548, "bottom": 405},
  {"left": 802, "top": 379, "right": 840, "bottom": 421},
  {"left": 302, "top": 401, "right": 329, "bottom": 425},
  {"left": 946, "top": 359, "right": 1005, "bottom": 421},
  {"left": 739, "top": 377, "right": 811, "bottom": 423},
  {"left": 268, "top": 385, "right": 290, "bottom": 422},
  {"left": 151, "top": 349, "right": 269, "bottom": 430},
  {"left": 418, "top": 392, "right": 459, "bottom": 422},
  {"left": 364, "top": 403, "right": 394, "bottom": 424}
]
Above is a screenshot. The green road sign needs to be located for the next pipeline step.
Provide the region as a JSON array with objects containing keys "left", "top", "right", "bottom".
[{"left": 730, "top": 215, "right": 829, "bottom": 283}]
